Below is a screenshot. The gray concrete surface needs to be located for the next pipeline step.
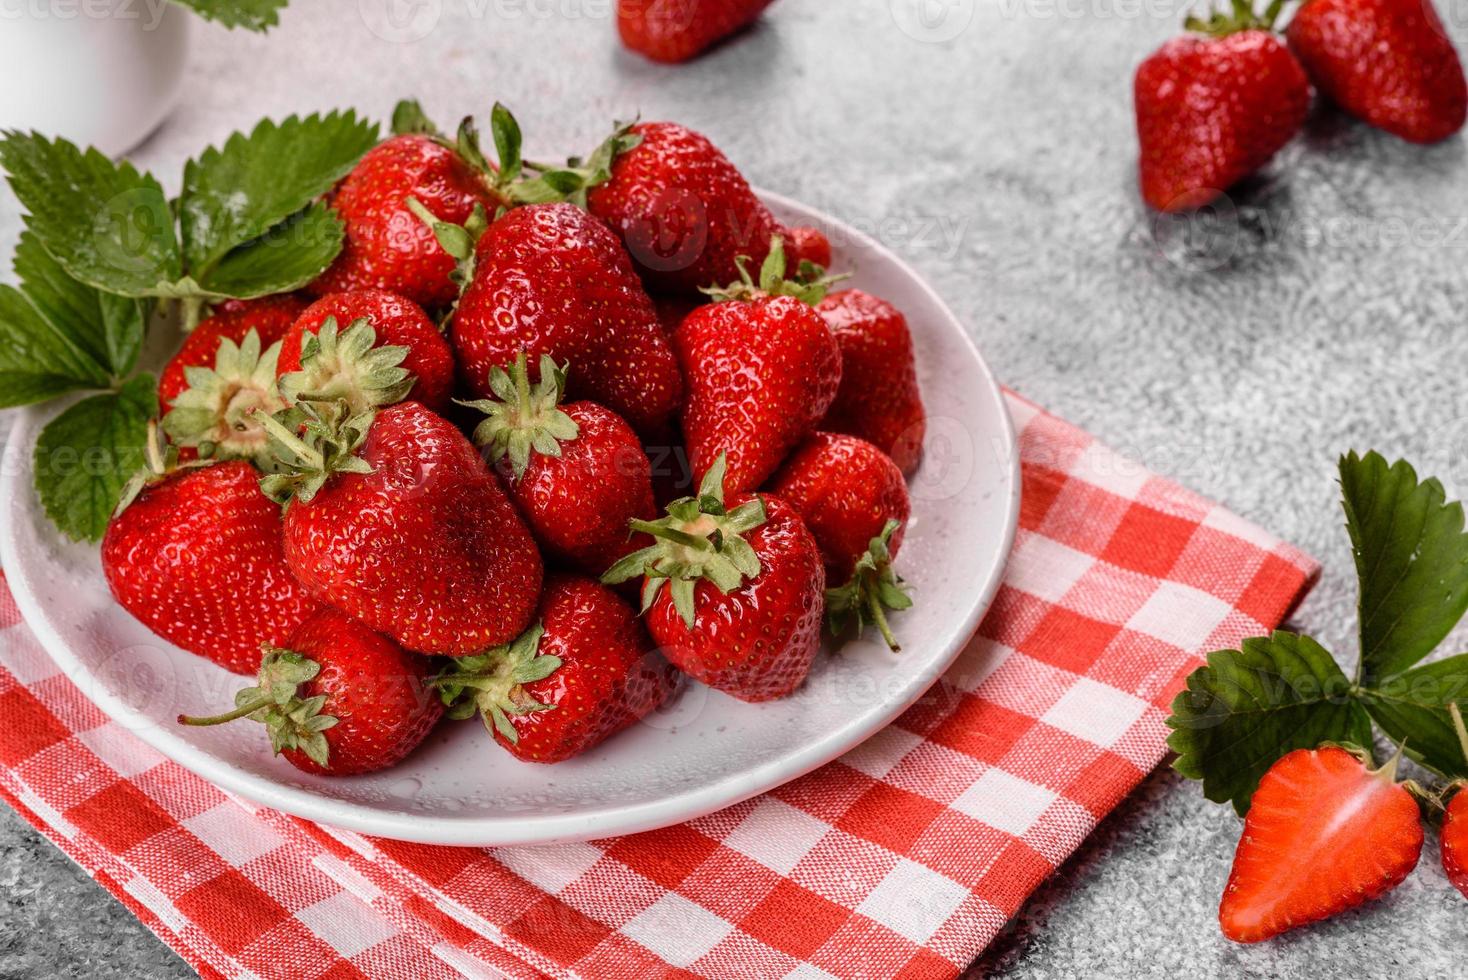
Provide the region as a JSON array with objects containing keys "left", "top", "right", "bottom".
[{"left": 3, "top": 0, "right": 1468, "bottom": 975}]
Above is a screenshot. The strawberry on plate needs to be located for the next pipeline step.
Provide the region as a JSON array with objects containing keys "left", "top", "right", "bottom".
[
  {"left": 1135, "top": 6, "right": 1310, "bottom": 211},
  {"left": 1444, "top": 786, "right": 1468, "bottom": 899},
  {"left": 816, "top": 289, "right": 926, "bottom": 474},
  {"left": 277, "top": 289, "right": 455, "bottom": 414},
  {"left": 770, "top": 433, "right": 913, "bottom": 650},
  {"left": 1219, "top": 745, "right": 1423, "bottom": 943},
  {"left": 259, "top": 399, "right": 543, "bottom": 657},
  {"left": 436, "top": 574, "right": 674, "bottom": 764},
  {"left": 158, "top": 294, "right": 306, "bottom": 466},
  {"left": 785, "top": 225, "right": 832, "bottom": 272},
  {"left": 462, "top": 352, "right": 657, "bottom": 576},
  {"left": 309, "top": 132, "right": 502, "bottom": 310},
  {"left": 1288, "top": 0, "right": 1467, "bottom": 144},
  {"left": 676, "top": 237, "right": 841, "bottom": 494},
  {"left": 180, "top": 608, "right": 443, "bottom": 776},
  {"left": 102, "top": 431, "right": 322, "bottom": 675},
  {"left": 604, "top": 455, "right": 825, "bottom": 702},
  {"left": 440, "top": 201, "right": 683, "bottom": 435},
  {"left": 617, "top": 0, "right": 777, "bottom": 63}
]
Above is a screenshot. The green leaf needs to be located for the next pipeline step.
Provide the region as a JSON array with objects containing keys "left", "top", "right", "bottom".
[
  {"left": 1360, "top": 653, "right": 1468, "bottom": 778},
  {"left": 180, "top": 110, "right": 377, "bottom": 277},
  {"left": 13, "top": 232, "right": 148, "bottom": 377},
  {"left": 392, "top": 99, "right": 439, "bottom": 137},
  {"left": 168, "top": 0, "right": 290, "bottom": 31},
  {"left": 1166, "top": 632, "right": 1374, "bottom": 815},
  {"left": 1340, "top": 451, "right": 1468, "bottom": 683},
  {"left": 0, "top": 131, "right": 181, "bottom": 296},
  {"left": 196, "top": 202, "right": 345, "bottom": 299},
  {"left": 32, "top": 375, "right": 158, "bottom": 542}
]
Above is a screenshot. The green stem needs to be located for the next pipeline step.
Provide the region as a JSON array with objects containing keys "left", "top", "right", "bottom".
[
  {"left": 252, "top": 410, "right": 324, "bottom": 470},
  {"left": 869, "top": 590, "right": 901, "bottom": 653},
  {"left": 1450, "top": 703, "right": 1468, "bottom": 764},
  {"left": 180, "top": 295, "right": 206, "bottom": 334},
  {"left": 629, "top": 519, "right": 712, "bottom": 551},
  {"left": 178, "top": 697, "right": 271, "bottom": 727}
]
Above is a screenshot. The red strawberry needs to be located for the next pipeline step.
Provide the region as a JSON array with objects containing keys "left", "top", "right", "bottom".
[
  {"left": 277, "top": 290, "right": 455, "bottom": 413},
  {"left": 437, "top": 574, "right": 674, "bottom": 764},
  {"left": 179, "top": 608, "right": 442, "bottom": 776},
  {"left": 585, "top": 121, "right": 792, "bottom": 295},
  {"left": 1135, "top": 11, "right": 1310, "bottom": 211},
  {"left": 604, "top": 456, "right": 825, "bottom": 702},
  {"left": 675, "top": 239, "right": 842, "bottom": 494},
  {"left": 1288, "top": 0, "right": 1467, "bottom": 143},
  {"left": 786, "top": 225, "right": 832, "bottom": 272},
  {"left": 102, "top": 439, "right": 322, "bottom": 675},
  {"left": 652, "top": 292, "right": 703, "bottom": 335},
  {"left": 1445, "top": 787, "right": 1468, "bottom": 899},
  {"left": 816, "top": 290, "right": 927, "bottom": 474},
  {"left": 444, "top": 202, "right": 683, "bottom": 434},
  {"left": 617, "top": 0, "right": 776, "bottom": 62},
  {"left": 770, "top": 433, "right": 913, "bottom": 650},
  {"left": 1219, "top": 746, "right": 1423, "bottom": 943},
  {"left": 310, "top": 134, "right": 501, "bottom": 309},
  {"left": 462, "top": 352, "right": 657, "bottom": 575},
  {"left": 158, "top": 294, "right": 306, "bottom": 466},
  {"left": 260, "top": 400, "right": 543, "bottom": 656}
]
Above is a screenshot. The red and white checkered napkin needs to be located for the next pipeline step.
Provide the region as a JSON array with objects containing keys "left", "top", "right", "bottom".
[{"left": 0, "top": 392, "right": 1318, "bottom": 980}]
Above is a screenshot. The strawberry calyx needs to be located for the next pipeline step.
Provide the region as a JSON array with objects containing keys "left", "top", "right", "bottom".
[
  {"left": 278, "top": 317, "right": 415, "bottom": 418},
  {"left": 825, "top": 521, "right": 914, "bottom": 652},
  {"left": 602, "top": 454, "right": 767, "bottom": 627},
  {"left": 255, "top": 400, "right": 375, "bottom": 505},
  {"left": 702, "top": 235, "right": 846, "bottom": 306},
  {"left": 433, "top": 624, "right": 562, "bottom": 745},
  {"left": 458, "top": 351, "right": 580, "bottom": 480},
  {"left": 177, "top": 647, "right": 339, "bottom": 768},
  {"left": 161, "top": 328, "right": 288, "bottom": 468},
  {"left": 512, "top": 116, "right": 644, "bottom": 210},
  {"left": 1184, "top": 0, "right": 1288, "bottom": 36},
  {"left": 407, "top": 197, "right": 492, "bottom": 299},
  {"left": 114, "top": 420, "right": 211, "bottom": 517}
]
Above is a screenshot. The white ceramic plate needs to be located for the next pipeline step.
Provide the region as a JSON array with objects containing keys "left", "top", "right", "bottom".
[{"left": 0, "top": 193, "right": 1019, "bottom": 847}]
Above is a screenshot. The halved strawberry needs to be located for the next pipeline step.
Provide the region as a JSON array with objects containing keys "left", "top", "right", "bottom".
[{"left": 1219, "top": 745, "right": 1423, "bottom": 943}]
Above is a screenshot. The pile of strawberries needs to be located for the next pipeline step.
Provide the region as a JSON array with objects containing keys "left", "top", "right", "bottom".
[
  {"left": 103, "top": 103, "right": 928, "bottom": 776},
  {"left": 1135, "top": 0, "right": 1468, "bottom": 211}
]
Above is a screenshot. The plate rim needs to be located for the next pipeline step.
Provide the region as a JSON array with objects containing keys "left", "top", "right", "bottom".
[{"left": 0, "top": 189, "right": 1020, "bottom": 846}]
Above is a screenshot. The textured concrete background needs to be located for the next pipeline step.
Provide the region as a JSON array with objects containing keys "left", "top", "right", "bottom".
[{"left": 3, "top": 0, "right": 1468, "bottom": 975}]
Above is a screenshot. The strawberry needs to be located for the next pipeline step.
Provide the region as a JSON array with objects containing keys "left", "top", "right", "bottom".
[
  {"left": 158, "top": 294, "right": 306, "bottom": 466},
  {"left": 1135, "top": 8, "right": 1310, "bottom": 211},
  {"left": 617, "top": 0, "right": 776, "bottom": 62},
  {"left": 1444, "top": 787, "right": 1468, "bottom": 899},
  {"left": 179, "top": 608, "right": 442, "bottom": 776},
  {"left": 1219, "top": 746, "right": 1423, "bottom": 943},
  {"left": 101, "top": 433, "right": 322, "bottom": 675},
  {"left": 462, "top": 352, "right": 657, "bottom": 576},
  {"left": 438, "top": 202, "right": 683, "bottom": 434},
  {"left": 277, "top": 289, "right": 455, "bottom": 413},
  {"left": 1288, "top": 0, "right": 1467, "bottom": 144},
  {"left": 816, "top": 290, "right": 926, "bottom": 474},
  {"left": 259, "top": 400, "right": 543, "bottom": 657},
  {"left": 785, "top": 225, "right": 832, "bottom": 272},
  {"left": 770, "top": 433, "right": 913, "bottom": 651},
  {"left": 585, "top": 121, "right": 793, "bottom": 295},
  {"left": 436, "top": 574, "right": 674, "bottom": 763},
  {"left": 604, "top": 456, "right": 825, "bottom": 702},
  {"left": 652, "top": 292, "right": 703, "bottom": 335},
  {"left": 309, "top": 133, "right": 501, "bottom": 309},
  {"left": 675, "top": 238, "right": 841, "bottom": 494}
]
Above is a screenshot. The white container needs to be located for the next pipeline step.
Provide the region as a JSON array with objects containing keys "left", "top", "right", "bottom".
[{"left": 0, "top": 0, "right": 190, "bottom": 158}]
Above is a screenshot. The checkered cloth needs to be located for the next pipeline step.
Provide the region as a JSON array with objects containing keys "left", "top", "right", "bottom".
[{"left": 0, "top": 392, "right": 1317, "bottom": 979}]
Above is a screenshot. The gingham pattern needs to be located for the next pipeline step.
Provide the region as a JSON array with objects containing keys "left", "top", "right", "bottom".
[{"left": 0, "top": 393, "right": 1317, "bottom": 980}]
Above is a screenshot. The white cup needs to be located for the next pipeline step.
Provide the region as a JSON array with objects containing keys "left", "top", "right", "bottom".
[{"left": 0, "top": 1, "right": 191, "bottom": 158}]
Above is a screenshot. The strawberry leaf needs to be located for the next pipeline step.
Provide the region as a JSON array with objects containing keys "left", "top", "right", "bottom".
[
  {"left": 169, "top": 0, "right": 291, "bottom": 31},
  {"left": 0, "top": 131, "right": 181, "bottom": 297},
  {"left": 1359, "top": 653, "right": 1468, "bottom": 778},
  {"left": 33, "top": 375, "right": 158, "bottom": 542},
  {"left": 180, "top": 110, "right": 377, "bottom": 279},
  {"left": 195, "top": 202, "right": 345, "bottom": 299},
  {"left": 1167, "top": 632, "right": 1373, "bottom": 815},
  {"left": 1341, "top": 451, "right": 1468, "bottom": 684},
  {"left": 13, "top": 232, "right": 148, "bottom": 378}
]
